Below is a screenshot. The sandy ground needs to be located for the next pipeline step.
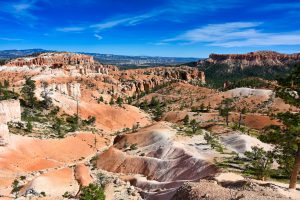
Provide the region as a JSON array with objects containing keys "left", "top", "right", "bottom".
[{"left": 37, "top": 89, "right": 152, "bottom": 133}]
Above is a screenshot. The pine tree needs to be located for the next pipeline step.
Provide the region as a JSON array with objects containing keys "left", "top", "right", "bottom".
[
  {"left": 219, "top": 98, "right": 233, "bottom": 126},
  {"left": 183, "top": 115, "right": 189, "bottom": 125},
  {"left": 26, "top": 119, "right": 33, "bottom": 132},
  {"left": 190, "top": 119, "right": 198, "bottom": 134},
  {"left": 263, "top": 64, "right": 300, "bottom": 189},
  {"left": 21, "top": 77, "right": 37, "bottom": 108}
]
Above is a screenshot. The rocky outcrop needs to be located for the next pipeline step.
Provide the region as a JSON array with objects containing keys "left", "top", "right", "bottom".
[
  {"left": 199, "top": 51, "right": 300, "bottom": 69},
  {"left": 0, "top": 100, "right": 21, "bottom": 124},
  {"left": 6, "top": 52, "right": 94, "bottom": 67},
  {"left": 0, "top": 124, "right": 9, "bottom": 146},
  {"left": 48, "top": 83, "right": 81, "bottom": 98},
  {"left": 120, "top": 66, "right": 205, "bottom": 96},
  {"left": 5, "top": 52, "right": 117, "bottom": 76},
  {"left": 0, "top": 100, "right": 21, "bottom": 146}
]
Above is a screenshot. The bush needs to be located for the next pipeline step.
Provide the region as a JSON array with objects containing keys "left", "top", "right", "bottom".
[
  {"left": 11, "top": 179, "right": 21, "bottom": 196},
  {"left": 190, "top": 119, "right": 199, "bottom": 134},
  {"left": 109, "top": 97, "right": 114, "bottom": 105},
  {"left": 204, "top": 132, "right": 224, "bottom": 153},
  {"left": 80, "top": 183, "right": 105, "bottom": 200},
  {"left": 116, "top": 97, "right": 123, "bottom": 106},
  {"left": 83, "top": 116, "right": 96, "bottom": 126},
  {"left": 98, "top": 96, "right": 104, "bottom": 103},
  {"left": 130, "top": 143, "right": 138, "bottom": 150},
  {"left": 244, "top": 146, "right": 274, "bottom": 181}
]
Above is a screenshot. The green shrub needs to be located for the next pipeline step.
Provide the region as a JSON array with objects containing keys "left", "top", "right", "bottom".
[
  {"left": 244, "top": 146, "right": 274, "bottom": 181},
  {"left": 130, "top": 143, "right": 138, "bottom": 151},
  {"left": 79, "top": 183, "right": 105, "bottom": 200}
]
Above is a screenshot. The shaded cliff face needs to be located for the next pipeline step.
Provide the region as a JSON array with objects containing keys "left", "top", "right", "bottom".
[
  {"left": 201, "top": 51, "right": 300, "bottom": 68},
  {"left": 197, "top": 51, "right": 300, "bottom": 87}
]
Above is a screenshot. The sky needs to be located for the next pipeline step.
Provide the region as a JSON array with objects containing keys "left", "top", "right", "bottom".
[{"left": 0, "top": 0, "right": 300, "bottom": 57}]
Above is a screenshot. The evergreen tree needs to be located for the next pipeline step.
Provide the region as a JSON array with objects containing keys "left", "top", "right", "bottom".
[
  {"left": 183, "top": 115, "right": 189, "bottom": 125},
  {"left": 263, "top": 64, "right": 300, "bottom": 189},
  {"left": 109, "top": 97, "right": 114, "bottom": 105},
  {"left": 53, "top": 117, "right": 64, "bottom": 138},
  {"left": 116, "top": 97, "right": 123, "bottom": 106},
  {"left": 26, "top": 119, "right": 33, "bottom": 132},
  {"left": 219, "top": 98, "right": 233, "bottom": 126},
  {"left": 190, "top": 119, "right": 199, "bottom": 134},
  {"left": 153, "top": 104, "right": 163, "bottom": 121},
  {"left": 21, "top": 77, "right": 37, "bottom": 108}
]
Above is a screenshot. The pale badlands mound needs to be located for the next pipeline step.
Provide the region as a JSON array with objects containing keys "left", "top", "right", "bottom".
[
  {"left": 224, "top": 87, "right": 273, "bottom": 98},
  {"left": 220, "top": 132, "right": 272, "bottom": 154},
  {"left": 0, "top": 133, "right": 108, "bottom": 198},
  {"left": 95, "top": 122, "right": 219, "bottom": 200}
]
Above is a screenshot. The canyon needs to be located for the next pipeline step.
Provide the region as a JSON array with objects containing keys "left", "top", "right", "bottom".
[{"left": 0, "top": 52, "right": 299, "bottom": 200}]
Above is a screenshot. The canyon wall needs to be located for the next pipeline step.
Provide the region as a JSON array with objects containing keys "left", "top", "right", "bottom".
[
  {"left": 120, "top": 66, "right": 205, "bottom": 96},
  {"left": 199, "top": 51, "right": 300, "bottom": 68}
]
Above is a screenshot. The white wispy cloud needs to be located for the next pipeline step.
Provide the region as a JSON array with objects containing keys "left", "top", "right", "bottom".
[
  {"left": 87, "top": 0, "right": 239, "bottom": 31},
  {"left": 0, "top": 0, "right": 41, "bottom": 21},
  {"left": 56, "top": 27, "right": 85, "bottom": 32},
  {"left": 90, "top": 9, "right": 168, "bottom": 30},
  {"left": 0, "top": 37, "right": 23, "bottom": 41},
  {"left": 94, "top": 34, "right": 103, "bottom": 40},
  {"left": 163, "top": 22, "right": 300, "bottom": 47}
]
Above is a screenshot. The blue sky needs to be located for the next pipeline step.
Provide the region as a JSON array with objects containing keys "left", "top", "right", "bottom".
[{"left": 0, "top": 0, "right": 300, "bottom": 57}]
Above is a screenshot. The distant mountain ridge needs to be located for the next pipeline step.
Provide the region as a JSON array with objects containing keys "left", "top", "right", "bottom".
[
  {"left": 0, "top": 49, "right": 199, "bottom": 67},
  {"left": 0, "top": 49, "right": 49, "bottom": 59}
]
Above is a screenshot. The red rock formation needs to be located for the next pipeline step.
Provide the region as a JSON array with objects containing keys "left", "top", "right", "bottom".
[
  {"left": 119, "top": 66, "right": 206, "bottom": 96},
  {"left": 5, "top": 52, "right": 118, "bottom": 76},
  {"left": 6, "top": 52, "right": 94, "bottom": 67},
  {"left": 199, "top": 51, "right": 300, "bottom": 68}
]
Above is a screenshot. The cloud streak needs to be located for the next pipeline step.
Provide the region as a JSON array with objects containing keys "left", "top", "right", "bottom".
[
  {"left": 90, "top": 9, "right": 169, "bottom": 30},
  {"left": 0, "top": 37, "right": 23, "bottom": 41},
  {"left": 94, "top": 34, "right": 103, "bottom": 40},
  {"left": 65, "top": 0, "right": 240, "bottom": 32},
  {"left": 56, "top": 27, "right": 85, "bottom": 32},
  {"left": 0, "top": 0, "right": 41, "bottom": 22},
  {"left": 163, "top": 22, "right": 300, "bottom": 47}
]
